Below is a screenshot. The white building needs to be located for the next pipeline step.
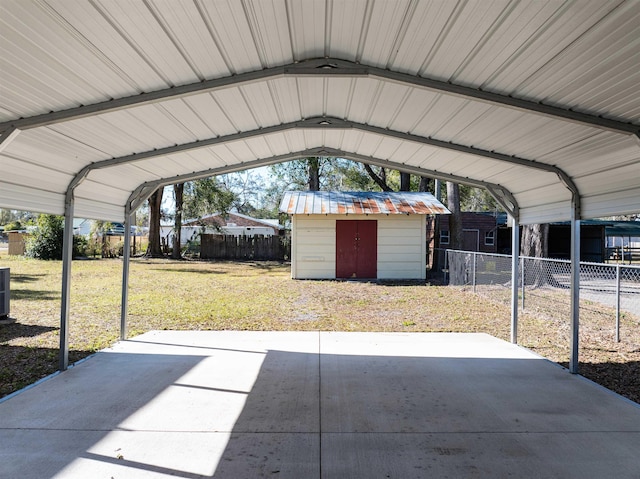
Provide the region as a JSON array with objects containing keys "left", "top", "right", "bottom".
[{"left": 280, "top": 191, "right": 449, "bottom": 280}]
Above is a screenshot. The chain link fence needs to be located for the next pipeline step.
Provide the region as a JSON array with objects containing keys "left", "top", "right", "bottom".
[{"left": 444, "top": 249, "right": 640, "bottom": 343}]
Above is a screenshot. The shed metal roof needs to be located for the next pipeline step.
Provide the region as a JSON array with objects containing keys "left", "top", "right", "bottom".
[
  {"left": 1, "top": 1, "right": 639, "bottom": 224},
  {"left": 280, "top": 191, "right": 449, "bottom": 216}
]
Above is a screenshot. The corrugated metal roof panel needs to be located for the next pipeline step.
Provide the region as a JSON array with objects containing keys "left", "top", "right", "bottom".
[
  {"left": 279, "top": 191, "right": 450, "bottom": 216},
  {"left": 1, "top": 0, "right": 639, "bottom": 225},
  {"left": 0, "top": 183, "right": 64, "bottom": 216}
]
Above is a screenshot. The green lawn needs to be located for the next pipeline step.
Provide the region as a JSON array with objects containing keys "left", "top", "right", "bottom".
[{"left": 1, "top": 252, "right": 638, "bottom": 403}]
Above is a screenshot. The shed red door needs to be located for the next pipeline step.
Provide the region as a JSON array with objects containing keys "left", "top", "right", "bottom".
[{"left": 336, "top": 220, "right": 377, "bottom": 279}]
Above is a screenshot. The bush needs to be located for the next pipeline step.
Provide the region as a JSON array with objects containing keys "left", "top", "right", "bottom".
[
  {"left": 25, "top": 215, "right": 64, "bottom": 260},
  {"left": 25, "top": 214, "right": 86, "bottom": 260},
  {"left": 73, "top": 235, "right": 89, "bottom": 258},
  {"left": 4, "top": 221, "right": 22, "bottom": 231}
]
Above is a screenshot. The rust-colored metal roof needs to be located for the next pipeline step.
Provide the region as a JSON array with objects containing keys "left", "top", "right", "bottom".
[{"left": 279, "top": 191, "right": 450, "bottom": 215}]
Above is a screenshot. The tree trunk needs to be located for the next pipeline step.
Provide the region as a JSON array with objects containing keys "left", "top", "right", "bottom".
[
  {"left": 400, "top": 172, "right": 411, "bottom": 191},
  {"left": 171, "top": 183, "right": 184, "bottom": 259},
  {"left": 520, "top": 224, "right": 548, "bottom": 257},
  {"left": 418, "top": 176, "right": 430, "bottom": 192},
  {"left": 146, "top": 187, "right": 164, "bottom": 258},
  {"left": 308, "top": 158, "right": 320, "bottom": 191},
  {"left": 446, "top": 182, "right": 463, "bottom": 250},
  {"left": 521, "top": 223, "right": 550, "bottom": 288}
]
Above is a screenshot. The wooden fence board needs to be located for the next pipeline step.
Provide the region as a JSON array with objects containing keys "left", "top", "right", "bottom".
[{"left": 201, "top": 234, "right": 290, "bottom": 261}]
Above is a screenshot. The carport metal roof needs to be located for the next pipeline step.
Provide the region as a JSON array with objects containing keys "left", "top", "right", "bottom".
[
  {"left": 1, "top": 0, "right": 639, "bottom": 225},
  {"left": 1, "top": 1, "right": 639, "bottom": 373}
]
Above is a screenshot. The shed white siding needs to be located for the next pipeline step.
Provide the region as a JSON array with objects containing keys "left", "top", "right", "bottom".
[
  {"left": 292, "top": 216, "right": 336, "bottom": 280},
  {"left": 378, "top": 215, "right": 426, "bottom": 280},
  {"left": 292, "top": 214, "right": 426, "bottom": 280}
]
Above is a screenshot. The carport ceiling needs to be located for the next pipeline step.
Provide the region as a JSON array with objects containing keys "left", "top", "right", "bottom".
[{"left": 1, "top": 0, "right": 639, "bottom": 224}]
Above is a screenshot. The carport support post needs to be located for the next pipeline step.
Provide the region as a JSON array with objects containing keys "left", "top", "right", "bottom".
[
  {"left": 120, "top": 208, "right": 132, "bottom": 341},
  {"left": 569, "top": 214, "right": 581, "bottom": 374},
  {"left": 510, "top": 216, "right": 519, "bottom": 344},
  {"left": 59, "top": 196, "right": 74, "bottom": 371}
]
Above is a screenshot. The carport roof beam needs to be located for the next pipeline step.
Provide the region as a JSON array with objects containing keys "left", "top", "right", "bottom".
[
  {"left": 125, "top": 147, "right": 520, "bottom": 220},
  {"left": 66, "top": 116, "right": 580, "bottom": 179},
  {"left": 66, "top": 115, "right": 566, "bottom": 220},
  {"left": 1, "top": 59, "right": 638, "bottom": 141}
]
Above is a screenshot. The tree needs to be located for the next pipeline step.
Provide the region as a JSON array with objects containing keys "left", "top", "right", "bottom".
[
  {"left": 88, "top": 220, "right": 114, "bottom": 258},
  {"left": 308, "top": 157, "right": 320, "bottom": 191},
  {"left": 183, "top": 178, "right": 235, "bottom": 221},
  {"left": 0, "top": 209, "right": 34, "bottom": 226},
  {"left": 520, "top": 223, "right": 550, "bottom": 288},
  {"left": 268, "top": 158, "right": 346, "bottom": 192},
  {"left": 521, "top": 224, "right": 549, "bottom": 258},
  {"left": 266, "top": 158, "right": 362, "bottom": 214},
  {"left": 3, "top": 220, "right": 22, "bottom": 231},
  {"left": 362, "top": 165, "right": 393, "bottom": 191},
  {"left": 361, "top": 166, "right": 433, "bottom": 194},
  {"left": 459, "top": 186, "right": 499, "bottom": 212},
  {"left": 418, "top": 176, "right": 431, "bottom": 192},
  {"left": 218, "top": 170, "right": 277, "bottom": 217},
  {"left": 446, "top": 182, "right": 463, "bottom": 250},
  {"left": 400, "top": 172, "right": 411, "bottom": 192},
  {"left": 171, "top": 183, "right": 184, "bottom": 259},
  {"left": 146, "top": 187, "right": 165, "bottom": 257}
]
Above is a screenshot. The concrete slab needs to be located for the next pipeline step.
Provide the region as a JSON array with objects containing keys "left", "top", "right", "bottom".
[{"left": 0, "top": 331, "right": 638, "bottom": 478}]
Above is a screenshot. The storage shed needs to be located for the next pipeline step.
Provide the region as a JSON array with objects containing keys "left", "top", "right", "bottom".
[{"left": 280, "top": 191, "right": 449, "bottom": 280}]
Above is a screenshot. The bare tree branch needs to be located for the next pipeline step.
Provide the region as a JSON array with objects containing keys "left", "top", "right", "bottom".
[{"left": 363, "top": 164, "right": 393, "bottom": 191}]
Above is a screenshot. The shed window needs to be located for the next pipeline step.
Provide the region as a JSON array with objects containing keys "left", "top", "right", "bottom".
[
  {"left": 440, "top": 230, "right": 450, "bottom": 245},
  {"left": 485, "top": 231, "right": 495, "bottom": 246}
]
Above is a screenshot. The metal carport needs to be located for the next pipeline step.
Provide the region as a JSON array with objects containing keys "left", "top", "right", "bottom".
[{"left": 1, "top": 0, "right": 639, "bottom": 373}]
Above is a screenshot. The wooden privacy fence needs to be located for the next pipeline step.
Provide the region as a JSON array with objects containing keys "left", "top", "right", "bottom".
[
  {"left": 7, "top": 232, "right": 27, "bottom": 256},
  {"left": 201, "top": 234, "right": 290, "bottom": 261}
]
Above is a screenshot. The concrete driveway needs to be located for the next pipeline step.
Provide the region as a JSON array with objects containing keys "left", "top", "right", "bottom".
[{"left": 1, "top": 331, "right": 639, "bottom": 478}]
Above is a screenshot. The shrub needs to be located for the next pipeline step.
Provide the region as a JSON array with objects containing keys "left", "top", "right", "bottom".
[
  {"left": 73, "top": 235, "right": 89, "bottom": 258},
  {"left": 25, "top": 214, "right": 86, "bottom": 260},
  {"left": 25, "top": 215, "right": 64, "bottom": 260},
  {"left": 4, "top": 221, "right": 22, "bottom": 231}
]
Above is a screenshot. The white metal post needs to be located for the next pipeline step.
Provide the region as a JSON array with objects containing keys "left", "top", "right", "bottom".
[
  {"left": 510, "top": 216, "right": 519, "bottom": 344},
  {"left": 569, "top": 213, "right": 581, "bottom": 374},
  {"left": 120, "top": 209, "right": 132, "bottom": 341},
  {"left": 59, "top": 198, "right": 74, "bottom": 371}
]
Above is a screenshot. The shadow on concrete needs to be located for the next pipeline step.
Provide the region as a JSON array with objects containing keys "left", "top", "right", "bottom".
[
  {"left": 0, "top": 350, "right": 208, "bottom": 479},
  {"left": 210, "top": 349, "right": 320, "bottom": 478},
  {"left": 211, "top": 351, "right": 640, "bottom": 478},
  {"left": 1, "top": 335, "right": 639, "bottom": 479}
]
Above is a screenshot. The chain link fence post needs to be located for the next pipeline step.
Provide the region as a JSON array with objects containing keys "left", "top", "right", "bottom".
[
  {"left": 521, "top": 258, "right": 525, "bottom": 310},
  {"left": 616, "top": 263, "right": 621, "bottom": 342},
  {"left": 444, "top": 249, "right": 449, "bottom": 285},
  {"left": 472, "top": 251, "right": 477, "bottom": 293}
]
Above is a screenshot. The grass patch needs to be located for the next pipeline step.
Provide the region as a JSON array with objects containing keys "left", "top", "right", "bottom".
[{"left": 1, "top": 252, "right": 638, "bottom": 403}]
